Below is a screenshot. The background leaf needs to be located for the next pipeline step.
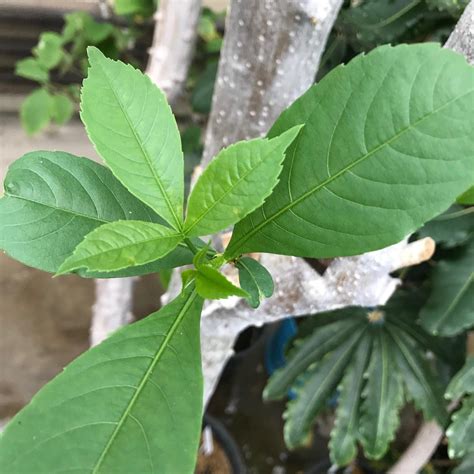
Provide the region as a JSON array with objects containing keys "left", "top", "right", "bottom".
[
  {"left": 446, "top": 357, "right": 474, "bottom": 400},
  {"left": 420, "top": 242, "right": 474, "bottom": 336},
  {"left": 58, "top": 221, "right": 183, "bottom": 274},
  {"left": 82, "top": 47, "right": 184, "bottom": 229},
  {"left": 20, "top": 89, "right": 52, "bottom": 135},
  {"left": 417, "top": 205, "right": 474, "bottom": 248},
  {"left": 226, "top": 44, "right": 474, "bottom": 259},
  {"left": 0, "top": 286, "right": 204, "bottom": 474},
  {"left": 34, "top": 32, "right": 64, "bottom": 69},
  {"left": 0, "top": 151, "right": 174, "bottom": 273},
  {"left": 185, "top": 127, "right": 301, "bottom": 237},
  {"left": 446, "top": 396, "right": 474, "bottom": 459},
  {"left": 15, "top": 58, "right": 48, "bottom": 82},
  {"left": 50, "top": 93, "right": 75, "bottom": 125}
]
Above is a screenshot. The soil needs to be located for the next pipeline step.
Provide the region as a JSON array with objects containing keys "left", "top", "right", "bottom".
[{"left": 196, "top": 434, "right": 233, "bottom": 474}]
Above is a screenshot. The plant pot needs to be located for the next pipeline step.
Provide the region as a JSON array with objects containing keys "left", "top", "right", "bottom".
[{"left": 196, "top": 414, "right": 246, "bottom": 474}]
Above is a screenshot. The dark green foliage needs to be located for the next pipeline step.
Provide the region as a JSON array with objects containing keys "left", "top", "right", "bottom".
[{"left": 264, "top": 293, "right": 447, "bottom": 465}]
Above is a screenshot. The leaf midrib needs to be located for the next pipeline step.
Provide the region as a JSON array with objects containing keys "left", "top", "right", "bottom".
[
  {"left": 67, "top": 231, "right": 181, "bottom": 271},
  {"left": 227, "top": 91, "right": 472, "bottom": 255},
  {"left": 4, "top": 193, "right": 108, "bottom": 224},
  {"left": 91, "top": 288, "right": 198, "bottom": 473},
  {"left": 95, "top": 60, "right": 183, "bottom": 232}
]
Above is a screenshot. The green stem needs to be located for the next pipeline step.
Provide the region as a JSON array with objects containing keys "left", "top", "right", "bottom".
[{"left": 184, "top": 238, "right": 199, "bottom": 255}]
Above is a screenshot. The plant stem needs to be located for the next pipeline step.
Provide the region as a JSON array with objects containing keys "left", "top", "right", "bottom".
[{"left": 184, "top": 238, "right": 199, "bottom": 255}]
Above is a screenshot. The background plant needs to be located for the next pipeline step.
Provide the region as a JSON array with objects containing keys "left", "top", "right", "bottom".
[{"left": 0, "top": 39, "right": 472, "bottom": 474}]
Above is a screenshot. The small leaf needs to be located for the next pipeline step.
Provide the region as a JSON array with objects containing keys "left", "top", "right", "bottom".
[
  {"left": 195, "top": 265, "right": 248, "bottom": 300},
  {"left": 58, "top": 221, "right": 183, "bottom": 274},
  {"left": 457, "top": 187, "right": 474, "bottom": 205},
  {"left": 185, "top": 126, "right": 302, "bottom": 237},
  {"left": 0, "top": 285, "right": 204, "bottom": 474},
  {"left": 50, "top": 93, "right": 74, "bottom": 125},
  {"left": 20, "top": 88, "right": 53, "bottom": 135},
  {"left": 226, "top": 44, "right": 474, "bottom": 260},
  {"left": 0, "top": 151, "right": 173, "bottom": 273},
  {"left": 34, "top": 32, "right": 63, "bottom": 69},
  {"left": 284, "top": 328, "right": 365, "bottom": 449},
  {"left": 417, "top": 205, "right": 474, "bottom": 248},
  {"left": 387, "top": 325, "right": 447, "bottom": 424},
  {"left": 359, "top": 330, "right": 404, "bottom": 460},
  {"left": 446, "top": 357, "right": 474, "bottom": 400},
  {"left": 15, "top": 57, "right": 49, "bottom": 82},
  {"left": 237, "top": 256, "right": 274, "bottom": 308},
  {"left": 82, "top": 47, "right": 184, "bottom": 230},
  {"left": 329, "top": 335, "right": 371, "bottom": 466},
  {"left": 446, "top": 396, "right": 474, "bottom": 459},
  {"left": 114, "top": 0, "right": 155, "bottom": 16},
  {"left": 420, "top": 242, "right": 474, "bottom": 336}
]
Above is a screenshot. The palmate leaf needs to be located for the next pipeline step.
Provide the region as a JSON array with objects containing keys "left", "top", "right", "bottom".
[
  {"left": 82, "top": 47, "right": 184, "bottom": 230},
  {"left": 236, "top": 256, "right": 274, "bottom": 308},
  {"left": 0, "top": 151, "right": 191, "bottom": 276},
  {"left": 420, "top": 242, "right": 474, "bottom": 336},
  {"left": 283, "top": 327, "right": 366, "bottom": 448},
  {"left": 267, "top": 294, "right": 448, "bottom": 465},
  {"left": 329, "top": 334, "right": 371, "bottom": 466},
  {"left": 226, "top": 44, "right": 474, "bottom": 260},
  {"left": 264, "top": 313, "right": 366, "bottom": 400},
  {"left": 453, "top": 452, "right": 474, "bottom": 474},
  {"left": 0, "top": 285, "right": 204, "bottom": 474},
  {"left": 359, "top": 330, "right": 404, "bottom": 459},
  {"left": 184, "top": 126, "right": 302, "bottom": 237},
  {"left": 387, "top": 324, "right": 447, "bottom": 424},
  {"left": 58, "top": 221, "right": 183, "bottom": 274}
]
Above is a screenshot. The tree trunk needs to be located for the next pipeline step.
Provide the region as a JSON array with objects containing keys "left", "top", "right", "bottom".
[{"left": 91, "top": 0, "right": 202, "bottom": 346}]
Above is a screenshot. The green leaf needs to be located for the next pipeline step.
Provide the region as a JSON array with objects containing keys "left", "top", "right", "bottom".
[
  {"left": 50, "top": 93, "right": 75, "bottom": 125},
  {"left": 34, "top": 32, "right": 63, "bottom": 69},
  {"left": 446, "top": 357, "right": 474, "bottom": 400},
  {"left": 236, "top": 256, "right": 274, "bottom": 308},
  {"left": 387, "top": 325, "right": 447, "bottom": 424},
  {"left": 20, "top": 89, "right": 52, "bottom": 135},
  {"left": 329, "top": 335, "right": 371, "bottom": 466},
  {"left": 185, "top": 126, "right": 302, "bottom": 237},
  {"left": 226, "top": 44, "right": 474, "bottom": 260},
  {"left": 114, "top": 0, "right": 155, "bottom": 16},
  {"left": 0, "top": 151, "right": 170, "bottom": 273},
  {"left": 15, "top": 57, "right": 49, "bottom": 82},
  {"left": 264, "top": 313, "right": 365, "bottom": 401},
  {"left": 0, "top": 285, "right": 203, "bottom": 474},
  {"left": 447, "top": 396, "right": 474, "bottom": 459},
  {"left": 453, "top": 452, "right": 474, "bottom": 474},
  {"left": 58, "top": 221, "right": 183, "bottom": 274},
  {"left": 82, "top": 47, "right": 184, "bottom": 230},
  {"left": 359, "top": 330, "right": 404, "bottom": 460},
  {"left": 194, "top": 265, "right": 248, "bottom": 300},
  {"left": 283, "top": 327, "right": 365, "bottom": 449},
  {"left": 457, "top": 187, "right": 474, "bottom": 204},
  {"left": 417, "top": 205, "right": 474, "bottom": 248},
  {"left": 420, "top": 242, "right": 474, "bottom": 336}
]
